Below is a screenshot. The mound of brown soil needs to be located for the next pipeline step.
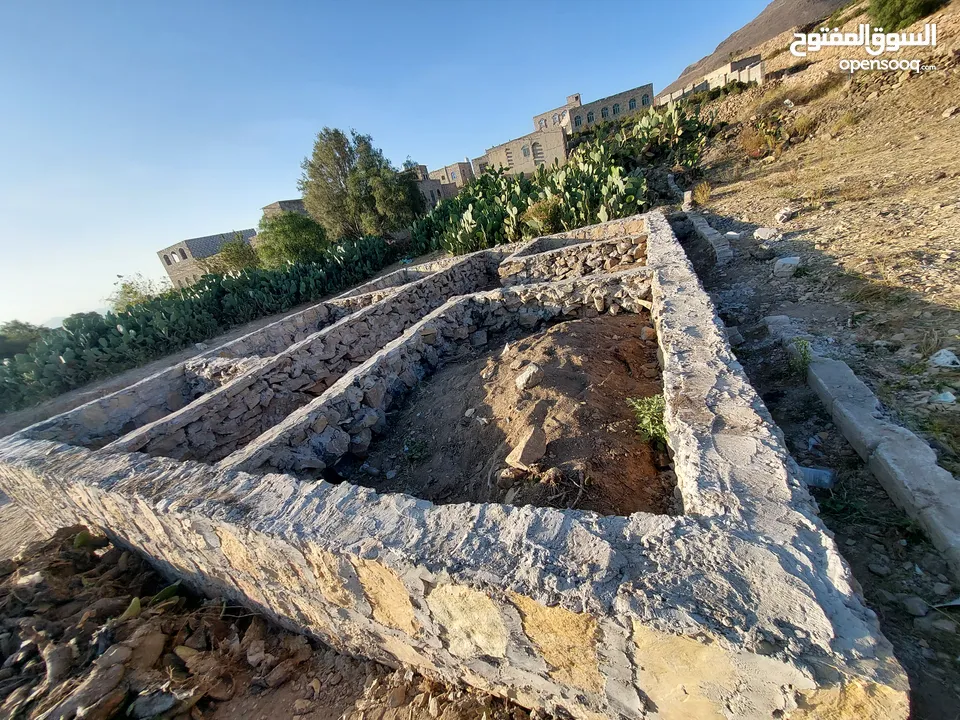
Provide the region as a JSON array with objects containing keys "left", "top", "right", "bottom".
[{"left": 357, "top": 314, "right": 675, "bottom": 516}]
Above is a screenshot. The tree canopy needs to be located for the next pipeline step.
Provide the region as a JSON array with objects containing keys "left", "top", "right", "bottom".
[
  {"left": 298, "top": 128, "right": 425, "bottom": 240},
  {"left": 106, "top": 273, "right": 171, "bottom": 313},
  {"left": 255, "top": 211, "right": 331, "bottom": 268},
  {"left": 0, "top": 320, "right": 48, "bottom": 359},
  {"left": 869, "top": 0, "right": 946, "bottom": 30},
  {"left": 198, "top": 234, "right": 262, "bottom": 274}
]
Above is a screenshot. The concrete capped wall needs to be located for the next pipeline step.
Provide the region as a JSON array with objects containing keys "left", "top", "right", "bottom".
[{"left": 0, "top": 212, "right": 909, "bottom": 719}]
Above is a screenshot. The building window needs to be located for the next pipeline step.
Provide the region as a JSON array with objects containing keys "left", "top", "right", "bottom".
[
  {"left": 451, "top": 171, "right": 457, "bottom": 180},
  {"left": 560, "top": 110, "right": 567, "bottom": 120},
  {"left": 613, "top": 103, "right": 620, "bottom": 116},
  {"left": 532, "top": 142, "right": 544, "bottom": 165},
  {"left": 587, "top": 111, "right": 595, "bottom": 124},
  {"left": 538, "top": 118, "right": 547, "bottom": 129},
  {"left": 172, "top": 254, "right": 180, "bottom": 263},
  {"left": 179, "top": 249, "right": 187, "bottom": 260},
  {"left": 574, "top": 115, "right": 582, "bottom": 128},
  {"left": 601, "top": 106, "right": 609, "bottom": 119},
  {"left": 642, "top": 94, "right": 650, "bottom": 106},
  {"left": 521, "top": 145, "right": 530, "bottom": 158},
  {"left": 552, "top": 113, "right": 559, "bottom": 125},
  {"left": 163, "top": 254, "right": 171, "bottom": 265},
  {"left": 628, "top": 97, "right": 637, "bottom": 110}
]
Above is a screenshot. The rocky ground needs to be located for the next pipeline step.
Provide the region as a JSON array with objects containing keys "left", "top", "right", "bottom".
[
  {"left": 0, "top": 527, "right": 535, "bottom": 720},
  {"left": 687, "top": 0, "right": 960, "bottom": 478},
  {"left": 353, "top": 314, "right": 673, "bottom": 516}
]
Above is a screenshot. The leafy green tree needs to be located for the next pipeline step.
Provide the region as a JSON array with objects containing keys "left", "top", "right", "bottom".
[
  {"left": 299, "top": 128, "right": 425, "bottom": 239},
  {"left": 198, "top": 234, "right": 262, "bottom": 274},
  {"left": 255, "top": 211, "right": 330, "bottom": 268},
  {"left": 0, "top": 320, "right": 48, "bottom": 358},
  {"left": 107, "top": 273, "right": 171, "bottom": 313},
  {"left": 869, "top": 0, "right": 946, "bottom": 30}
]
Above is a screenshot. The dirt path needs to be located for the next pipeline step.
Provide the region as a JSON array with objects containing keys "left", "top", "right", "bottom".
[{"left": 354, "top": 314, "right": 673, "bottom": 516}]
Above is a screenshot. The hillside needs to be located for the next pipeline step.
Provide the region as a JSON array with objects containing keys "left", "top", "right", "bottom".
[{"left": 659, "top": 0, "right": 848, "bottom": 97}]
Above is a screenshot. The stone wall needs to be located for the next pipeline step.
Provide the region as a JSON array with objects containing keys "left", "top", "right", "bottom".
[
  {"left": 0, "top": 212, "right": 910, "bottom": 719},
  {"left": 218, "top": 270, "right": 655, "bottom": 476},
  {"left": 498, "top": 236, "right": 646, "bottom": 286},
  {"left": 80, "top": 252, "right": 500, "bottom": 464}
]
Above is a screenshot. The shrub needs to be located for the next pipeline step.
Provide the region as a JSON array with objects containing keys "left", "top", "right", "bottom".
[
  {"left": 411, "top": 104, "right": 712, "bottom": 256},
  {"left": 740, "top": 125, "right": 768, "bottom": 158},
  {"left": 869, "top": 0, "right": 947, "bottom": 30},
  {"left": 831, "top": 110, "right": 859, "bottom": 135},
  {"left": 692, "top": 181, "right": 712, "bottom": 206},
  {"left": 628, "top": 394, "right": 668, "bottom": 447},
  {"left": 790, "top": 114, "right": 817, "bottom": 139},
  {"left": 520, "top": 195, "right": 564, "bottom": 236}
]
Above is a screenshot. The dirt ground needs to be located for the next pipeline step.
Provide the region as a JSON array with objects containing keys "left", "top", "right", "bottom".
[
  {"left": 0, "top": 527, "right": 535, "bottom": 720},
  {"left": 354, "top": 314, "right": 674, "bottom": 516}
]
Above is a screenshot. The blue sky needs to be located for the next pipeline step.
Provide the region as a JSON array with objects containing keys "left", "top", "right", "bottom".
[{"left": 0, "top": 0, "right": 769, "bottom": 325}]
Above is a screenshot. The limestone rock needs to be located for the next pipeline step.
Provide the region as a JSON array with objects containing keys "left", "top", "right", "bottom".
[
  {"left": 505, "top": 426, "right": 547, "bottom": 470},
  {"left": 773, "top": 257, "right": 800, "bottom": 278},
  {"left": 514, "top": 363, "right": 544, "bottom": 390},
  {"left": 754, "top": 227, "right": 780, "bottom": 241}
]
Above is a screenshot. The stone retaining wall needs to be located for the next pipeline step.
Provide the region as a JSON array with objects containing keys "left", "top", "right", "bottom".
[
  {"left": 218, "top": 270, "right": 654, "bottom": 476},
  {"left": 86, "top": 252, "right": 499, "bottom": 463},
  {"left": 0, "top": 212, "right": 909, "bottom": 719},
  {"left": 498, "top": 236, "right": 646, "bottom": 286}
]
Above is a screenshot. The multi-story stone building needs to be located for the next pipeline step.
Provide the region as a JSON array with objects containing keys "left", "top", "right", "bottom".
[
  {"left": 472, "top": 83, "right": 655, "bottom": 176},
  {"left": 472, "top": 126, "right": 568, "bottom": 177},
  {"left": 568, "top": 83, "right": 654, "bottom": 131},
  {"left": 157, "top": 229, "right": 257, "bottom": 288}
]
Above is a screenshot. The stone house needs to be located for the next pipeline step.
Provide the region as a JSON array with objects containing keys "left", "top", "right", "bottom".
[
  {"left": 261, "top": 199, "right": 308, "bottom": 223},
  {"left": 428, "top": 161, "right": 475, "bottom": 198},
  {"left": 157, "top": 229, "right": 257, "bottom": 289}
]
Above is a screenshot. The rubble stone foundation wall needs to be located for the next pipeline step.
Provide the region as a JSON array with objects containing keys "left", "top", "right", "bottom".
[{"left": 0, "top": 212, "right": 909, "bottom": 719}]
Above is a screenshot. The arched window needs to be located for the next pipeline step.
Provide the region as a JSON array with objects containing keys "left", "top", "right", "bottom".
[
  {"left": 587, "top": 111, "right": 595, "bottom": 123},
  {"left": 451, "top": 170, "right": 457, "bottom": 180},
  {"left": 574, "top": 115, "right": 582, "bottom": 128},
  {"left": 532, "top": 142, "right": 544, "bottom": 165},
  {"left": 612, "top": 103, "right": 620, "bottom": 116},
  {"left": 179, "top": 249, "right": 187, "bottom": 260},
  {"left": 538, "top": 118, "right": 547, "bottom": 129},
  {"left": 172, "top": 254, "right": 180, "bottom": 263},
  {"left": 552, "top": 113, "right": 559, "bottom": 125},
  {"left": 163, "top": 254, "right": 171, "bottom": 265},
  {"left": 628, "top": 97, "right": 637, "bottom": 110},
  {"left": 642, "top": 94, "right": 650, "bottom": 106},
  {"left": 521, "top": 145, "right": 530, "bottom": 158},
  {"left": 560, "top": 110, "right": 567, "bottom": 120},
  {"left": 601, "top": 106, "right": 609, "bottom": 119}
]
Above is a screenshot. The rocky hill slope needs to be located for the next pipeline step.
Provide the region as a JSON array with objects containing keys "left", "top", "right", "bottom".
[{"left": 659, "top": 0, "right": 848, "bottom": 97}]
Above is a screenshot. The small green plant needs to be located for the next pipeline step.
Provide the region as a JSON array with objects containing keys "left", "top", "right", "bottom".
[
  {"left": 403, "top": 436, "right": 430, "bottom": 464},
  {"left": 692, "top": 181, "right": 712, "bottom": 206},
  {"left": 790, "top": 114, "right": 817, "bottom": 139},
  {"left": 789, "top": 338, "right": 813, "bottom": 376},
  {"left": 521, "top": 195, "right": 564, "bottom": 236},
  {"left": 627, "top": 394, "right": 668, "bottom": 447},
  {"left": 831, "top": 110, "right": 859, "bottom": 135}
]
